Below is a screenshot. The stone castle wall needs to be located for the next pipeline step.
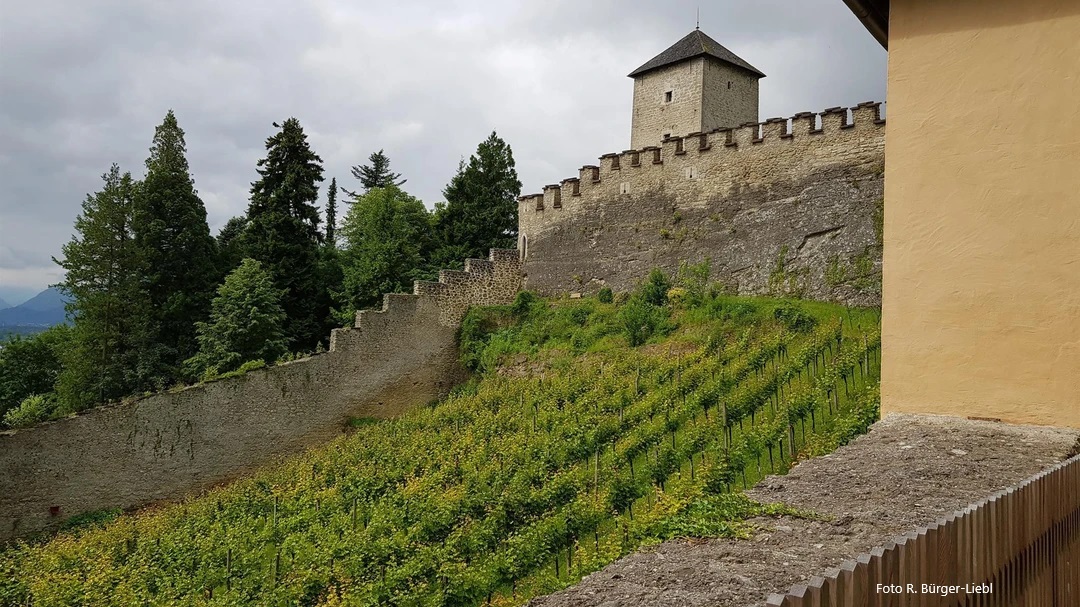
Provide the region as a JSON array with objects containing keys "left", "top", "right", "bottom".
[
  {"left": 0, "top": 250, "right": 522, "bottom": 541},
  {"left": 520, "top": 102, "right": 886, "bottom": 305}
]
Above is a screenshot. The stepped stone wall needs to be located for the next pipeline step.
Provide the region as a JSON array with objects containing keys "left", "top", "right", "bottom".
[
  {"left": 0, "top": 250, "right": 522, "bottom": 541},
  {"left": 519, "top": 102, "right": 886, "bottom": 305}
]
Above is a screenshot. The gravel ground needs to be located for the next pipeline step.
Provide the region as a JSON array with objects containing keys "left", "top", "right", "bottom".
[{"left": 526, "top": 413, "right": 1079, "bottom": 607}]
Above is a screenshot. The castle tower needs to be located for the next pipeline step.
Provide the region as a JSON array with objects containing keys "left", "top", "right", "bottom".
[{"left": 629, "top": 29, "right": 765, "bottom": 149}]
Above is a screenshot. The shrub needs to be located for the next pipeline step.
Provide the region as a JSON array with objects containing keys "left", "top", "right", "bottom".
[
  {"left": 675, "top": 259, "right": 711, "bottom": 306},
  {"left": 618, "top": 296, "right": 669, "bottom": 347},
  {"left": 511, "top": 291, "right": 540, "bottom": 317},
  {"left": 567, "top": 305, "right": 591, "bottom": 327},
  {"left": 597, "top": 287, "right": 614, "bottom": 304},
  {"left": 3, "top": 394, "right": 56, "bottom": 428},
  {"left": 639, "top": 268, "right": 672, "bottom": 306},
  {"left": 773, "top": 304, "right": 817, "bottom": 333}
]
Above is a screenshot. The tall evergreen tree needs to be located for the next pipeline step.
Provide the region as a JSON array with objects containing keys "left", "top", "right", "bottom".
[
  {"left": 325, "top": 177, "right": 338, "bottom": 248},
  {"left": 432, "top": 131, "right": 521, "bottom": 265},
  {"left": 132, "top": 110, "right": 218, "bottom": 380},
  {"left": 54, "top": 165, "right": 151, "bottom": 410},
  {"left": 243, "top": 118, "right": 328, "bottom": 349},
  {"left": 216, "top": 216, "right": 249, "bottom": 274},
  {"left": 342, "top": 149, "right": 405, "bottom": 198}
]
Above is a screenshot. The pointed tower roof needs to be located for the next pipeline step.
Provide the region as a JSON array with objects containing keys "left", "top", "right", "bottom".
[{"left": 628, "top": 29, "right": 765, "bottom": 78}]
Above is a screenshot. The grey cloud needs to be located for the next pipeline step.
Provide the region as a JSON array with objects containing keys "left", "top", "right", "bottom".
[{"left": 0, "top": 0, "right": 885, "bottom": 304}]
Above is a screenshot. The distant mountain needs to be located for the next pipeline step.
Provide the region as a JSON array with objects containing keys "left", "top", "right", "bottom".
[
  {"left": 0, "top": 287, "right": 69, "bottom": 329},
  {"left": 16, "top": 287, "right": 67, "bottom": 312},
  {"left": 0, "top": 297, "right": 10, "bottom": 311}
]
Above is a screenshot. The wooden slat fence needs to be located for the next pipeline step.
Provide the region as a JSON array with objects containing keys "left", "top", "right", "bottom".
[{"left": 766, "top": 454, "right": 1079, "bottom": 607}]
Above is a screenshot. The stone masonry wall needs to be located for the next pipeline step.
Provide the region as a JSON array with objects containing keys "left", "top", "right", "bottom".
[
  {"left": 0, "top": 250, "right": 522, "bottom": 541},
  {"left": 700, "top": 58, "right": 759, "bottom": 135},
  {"left": 630, "top": 59, "right": 705, "bottom": 149},
  {"left": 520, "top": 102, "right": 886, "bottom": 305}
]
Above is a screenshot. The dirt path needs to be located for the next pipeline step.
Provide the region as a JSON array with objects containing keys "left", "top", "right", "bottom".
[{"left": 527, "top": 413, "right": 1079, "bottom": 607}]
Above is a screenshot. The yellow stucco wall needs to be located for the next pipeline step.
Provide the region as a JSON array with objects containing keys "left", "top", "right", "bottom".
[{"left": 883, "top": 0, "right": 1080, "bottom": 428}]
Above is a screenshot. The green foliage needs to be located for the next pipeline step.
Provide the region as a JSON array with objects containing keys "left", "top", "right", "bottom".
[
  {"left": 54, "top": 165, "right": 155, "bottom": 411},
  {"left": 459, "top": 305, "right": 518, "bottom": 372},
  {"left": 511, "top": 290, "right": 541, "bottom": 317},
  {"left": 823, "top": 249, "right": 880, "bottom": 295},
  {"left": 215, "top": 360, "right": 269, "bottom": 381},
  {"left": 183, "top": 259, "right": 288, "bottom": 378},
  {"left": 215, "top": 216, "right": 249, "bottom": 275},
  {"left": 343, "top": 149, "right": 405, "bottom": 197},
  {"left": 639, "top": 268, "right": 672, "bottom": 307},
  {"left": 618, "top": 296, "right": 670, "bottom": 347},
  {"left": 608, "top": 473, "right": 645, "bottom": 514},
  {"left": 2, "top": 394, "right": 56, "bottom": 428},
  {"left": 243, "top": 118, "right": 329, "bottom": 350},
  {"left": 432, "top": 131, "right": 522, "bottom": 264},
  {"left": 773, "top": 304, "right": 818, "bottom": 333},
  {"left": 132, "top": 110, "right": 219, "bottom": 380},
  {"left": 674, "top": 259, "right": 711, "bottom": 307},
  {"left": 873, "top": 196, "right": 884, "bottom": 248},
  {"left": 597, "top": 287, "right": 614, "bottom": 304},
  {"left": 335, "top": 185, "right": 434, "bottom": 321},
  {"left": 648, "top": 493, "right": 803, "bottom": 540},
  {"left": 58, "top": 508, "right": 122, "bottom": 533},
  {"left": 325, "top": 177, "right": 338, "bottom": 248},
  {"left": 0, "top": 325, "right": 69, "bottom": 420},
  {"left": 0, "top": 290, "right": 882, "bottom": 605}
]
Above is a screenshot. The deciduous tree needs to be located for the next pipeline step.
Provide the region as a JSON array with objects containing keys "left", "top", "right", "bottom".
[
  {"left": 0, "top": 325, "right": 70, "bottom": 420},
  {"left": 336, "top": 185, "right": 433, "bottom": 321}
]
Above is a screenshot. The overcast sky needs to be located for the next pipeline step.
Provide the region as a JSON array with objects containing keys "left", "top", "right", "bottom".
[{"left": 0, "top": 0, "right": 886, "bottom": 305}]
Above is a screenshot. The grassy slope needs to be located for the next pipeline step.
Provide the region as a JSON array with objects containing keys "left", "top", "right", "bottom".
[{"left": 0, "top": 289, "right": 881, "bottom": 607}]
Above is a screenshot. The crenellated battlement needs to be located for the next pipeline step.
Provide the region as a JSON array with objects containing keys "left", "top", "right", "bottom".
[
  {"left": 348, "top": 248, "right": 522, "bottom": 332},
  {"left": 518, "top": 100, "right": 886, "bottom": 306},
  {"left": 519, "top": 102, "right": 884, "bottom": 214},
  {"left": 3, "top": 248, "right": 523, "bottom": 541}
]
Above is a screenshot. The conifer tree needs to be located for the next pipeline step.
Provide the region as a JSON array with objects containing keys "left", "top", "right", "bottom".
[
  {"left": 132, "top": 110, "right": 218, "bottom": 380},
  {"left": 184, "top": 258, "right": 287, "bottom": 377},
  {"left": 216, "top": 216, "right": 248, "bottom": 275},
  {"left": 325, "top": 177, "right": 338, "bottom": 248},
  {"left": 432, "top": 131, "right": 521, "bottom": 265},
  {"left": 54, "top": 165, "right": 152, "bottom": 409},
  {"left": 342, "top": 149, "right": 405, "bottom": 198},
  {"left": 243, "top": 118, "right": 328, "bottom": 349}
]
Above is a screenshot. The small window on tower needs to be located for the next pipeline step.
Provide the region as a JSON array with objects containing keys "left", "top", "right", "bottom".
[
  {"left": 727, "top": 81, "right": 732, "bottom": 89},
  {"left": 664, "top": 90, "right": 673, "bottom": 103}
]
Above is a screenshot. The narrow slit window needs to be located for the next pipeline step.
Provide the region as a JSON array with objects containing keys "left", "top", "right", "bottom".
[
  {"left": 664, "top": 90, "right": 673, "bottom": 103},
  {"left": 727, "top": 81, "right": 732, "bottom": 89}
]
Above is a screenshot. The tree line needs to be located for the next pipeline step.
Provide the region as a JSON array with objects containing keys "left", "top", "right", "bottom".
[{"left": 0, "top": 112, "right": 521, "bottom": 426}]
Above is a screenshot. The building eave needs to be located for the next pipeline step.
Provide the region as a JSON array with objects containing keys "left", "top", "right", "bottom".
[{"left": 842, "top": 0, "right": 889, "bottom": 49}]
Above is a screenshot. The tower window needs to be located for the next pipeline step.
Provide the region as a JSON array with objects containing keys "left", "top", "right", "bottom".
[
  {"left": 727, "top": 81, "right": 732, "bottom": 89},
  {"left": 664, "top": 90, "right": 673, "bottom": 103}
]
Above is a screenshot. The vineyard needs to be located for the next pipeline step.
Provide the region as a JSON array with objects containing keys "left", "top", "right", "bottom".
[{"left": 0, "top": 281, "right": 881, "bottom": 607}]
